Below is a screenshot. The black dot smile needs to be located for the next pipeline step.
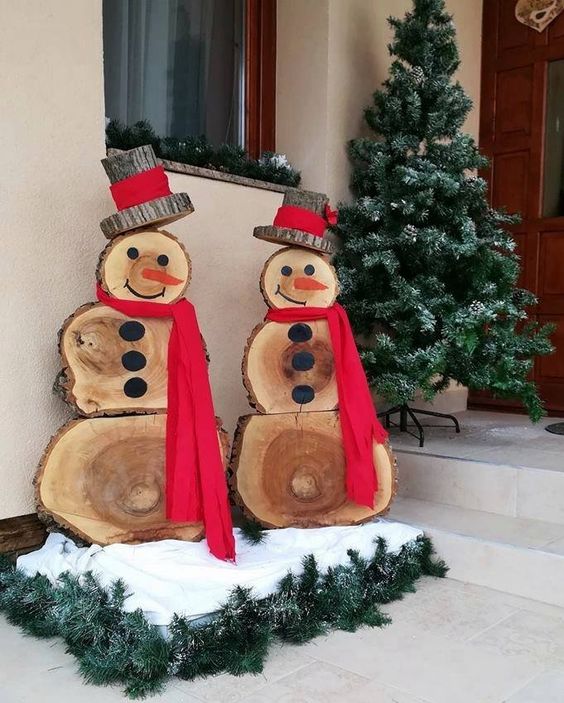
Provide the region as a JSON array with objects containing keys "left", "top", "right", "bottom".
[
  {"left": 124, "top": 280, "right": 166, "bottom": 299},
  {"left": 275, "top": 284, "right": 307, "bottom": 306}
]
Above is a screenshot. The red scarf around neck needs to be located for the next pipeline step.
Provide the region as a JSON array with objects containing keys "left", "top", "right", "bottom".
[
  {"left": 96, "top": 284, "right": 235, "bottom": 561},
  {"left": 266, "top": 303, "right": 388, "bottom": 509}
]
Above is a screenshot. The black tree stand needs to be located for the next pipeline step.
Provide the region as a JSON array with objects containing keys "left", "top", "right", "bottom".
[
  {"left": 546, "top": 423, "right": 564, "bottom": 436},
  {"left": 378, "top": 404, "right": 461, "bottom": 448}
]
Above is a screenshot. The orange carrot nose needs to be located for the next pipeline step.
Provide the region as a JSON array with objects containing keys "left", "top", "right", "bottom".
[
  {"left": 142, "top": 268, "right": 184, "bottom": 286},
  {"left": 293, "top": 276, "right": 328, "bottom": 291}
]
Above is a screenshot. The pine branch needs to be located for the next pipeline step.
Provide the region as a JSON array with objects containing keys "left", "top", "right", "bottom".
[
  {"left": 239, "top": 519, "right": 268, "bottom": 546},
  {"left": 106, "top": 120, "right": 301, "bottom": 188}
]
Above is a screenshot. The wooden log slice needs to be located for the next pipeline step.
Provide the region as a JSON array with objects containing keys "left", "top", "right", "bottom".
[
  {"left": 100, "top": 194, "right": 194, "bottom": 239},
  {"left": 230, "top": 411, "right": 397, "bottom": 528},
  {"left": 59, "top": 302, "right": 171, "bottom": 416},
  {"left": 253, "top": 226, "right": 335, "bottom": 254},
  {"left": 36, "top": 414, "right": 230, "bottom": 545},
  {"left": 259, "top": 247, "right": 339, "bottom": 309},
  {"left": 243, "top": 320, "right": 338, "bottom": 413},
  {"left": 97, "top": 229, "right": 191, "bottom": 305}
]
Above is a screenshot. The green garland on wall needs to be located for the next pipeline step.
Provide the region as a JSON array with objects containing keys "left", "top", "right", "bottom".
[
  {"left": 106, "top": 120, "right": 302, "bottom": 188},
  {"left": 0, "top": 536, "right": 446, "bottom": 698}
]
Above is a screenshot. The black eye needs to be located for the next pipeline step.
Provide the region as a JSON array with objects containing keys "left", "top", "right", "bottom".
[
  {"left": 157, "top": 254, "right": 169, "bottom": 266},
  {"left": 281, "top": 265, "right": 292, "bottom": 276},
  {"left": 304, "top": 264, "right": 315, "bottom": 275},
  {"left": 127, "top": 247, "right": 139, "bottom": 260}
]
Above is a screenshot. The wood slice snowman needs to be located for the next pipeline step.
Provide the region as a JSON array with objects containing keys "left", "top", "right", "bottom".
[
  {"left": 36, "top": 146, "right": 231, "bottom": 549},
  {"left": 231, "top": 189, "right": 396, "bottom": 528}
]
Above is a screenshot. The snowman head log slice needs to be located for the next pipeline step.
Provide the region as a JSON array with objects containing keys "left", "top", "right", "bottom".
[
  {"left": 97, "top": 229, "right": 191, "bottom": 304},
  {"left": 244, "top": 247, "right": 340, "bottom": 413},
  {"left": 260, "top": 247, "right": 339, "bottom": 309}
]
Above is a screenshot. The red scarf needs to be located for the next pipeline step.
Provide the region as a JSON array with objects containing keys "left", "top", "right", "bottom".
[
  {"left": 96, "top": 284, "right": 235, "bottom": 561},
  {"left": 266, "top": 303, "right": 388, "bottom": 508}
]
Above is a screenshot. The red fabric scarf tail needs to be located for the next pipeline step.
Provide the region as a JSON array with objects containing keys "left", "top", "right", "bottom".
[
  {"left": 96, "top": 285, "right": 235, "bottom": 561},
  {"left": 266, "top": 303, "right": 387, "bottom": 509}
]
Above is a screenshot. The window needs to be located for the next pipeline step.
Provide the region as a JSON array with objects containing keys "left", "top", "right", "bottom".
[
  {"left": 543, "top": 59, "right": 564, "bottom": 218},
  {"left": 103, "top": 0, "right": 275, "bottom": 153}
]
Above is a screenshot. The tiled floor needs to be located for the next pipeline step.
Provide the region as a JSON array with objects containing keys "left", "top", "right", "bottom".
[
  {"left": 388, "top": 410, "right": 564, "bottom": 472},
  {"left": 3, "top": 576, "right": 564, "bottom": 702}
]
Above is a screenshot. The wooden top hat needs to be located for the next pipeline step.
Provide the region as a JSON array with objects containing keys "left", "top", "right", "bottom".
[
  {"left": 254, "top": 188, "right": 337, "bottom": 254},
  {"left": 100, "top": 145, "right": 194, "bottom": 238}
]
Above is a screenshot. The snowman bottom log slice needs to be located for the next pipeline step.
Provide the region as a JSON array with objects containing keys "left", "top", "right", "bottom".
[
  {"left": 36, "top": 414, "right": 229, "bottom": 545},
  {"left": 230, "top": 411, "right": 397, "bottom": 528}
]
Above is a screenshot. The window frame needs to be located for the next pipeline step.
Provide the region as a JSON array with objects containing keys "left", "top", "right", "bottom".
[{"left": 245, "top": 0, "right": 277, "bottom": 158}]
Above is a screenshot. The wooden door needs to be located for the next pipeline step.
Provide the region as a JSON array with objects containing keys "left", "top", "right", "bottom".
[{"left": 471, "top": 0, "right": 564, "bottom": 414}]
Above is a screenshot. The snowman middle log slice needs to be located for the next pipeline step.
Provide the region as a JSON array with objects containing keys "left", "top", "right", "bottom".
[
  {"left": 231, "top": 189, "right": 397, "bottom": 529},
  {"left": 37, "top": 146, "right": 230, "bottom": 548}
]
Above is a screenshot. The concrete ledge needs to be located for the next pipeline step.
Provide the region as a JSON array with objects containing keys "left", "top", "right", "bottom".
[{"left": 396, "top": 450, "right": 564, "bottom": 525}]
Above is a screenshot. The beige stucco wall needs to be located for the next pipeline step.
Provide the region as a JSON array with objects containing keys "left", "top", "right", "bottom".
[
  {"left": 277, "top": 0, "right": 483, "bottom": 202},
  {"left": 0, "top": 0, "right": 283, "bottom": 520},
  {"left": 163, "top": 175, "right": 283, "bottom": 438},
  {"left": 0, "top": 0, "right": 107, "bottom": 519}
]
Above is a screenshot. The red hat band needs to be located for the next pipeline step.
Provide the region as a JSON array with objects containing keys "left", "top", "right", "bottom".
[
  {"left": 110, "top": 165, "right": 173, "bottom": 211},
  {"left": 273, "top": 204, "right": 338, "bottom": 238}
]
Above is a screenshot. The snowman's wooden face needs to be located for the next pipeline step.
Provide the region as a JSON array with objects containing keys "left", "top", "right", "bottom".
[
  {"left": 98, "top": 229, "right": 191, "bottom": 304},
  {"left": 261, "top": 247, "right": 338, "bottom": 309}
]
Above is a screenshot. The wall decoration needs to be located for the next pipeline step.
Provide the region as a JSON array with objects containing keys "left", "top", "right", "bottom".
[{"left": 515, "top": 0, "right": 564, "bottom": 32}]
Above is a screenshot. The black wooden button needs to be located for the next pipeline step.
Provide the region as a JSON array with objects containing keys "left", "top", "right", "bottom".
[
  {"left": 123, "top": 377, "right": 148, "bottom": 398},
  {"left": 121, "top": 350, "right": 147, "bottom": 372},
  {"left": 288, "top": 323, "right": 313, "bottom": 343},
  {"left": 292, "top": 385, "right": 315, "bottom": 404},
  {"left": 119, "top": 321, "right": 145, "bottom": 342},
  {"left": 292, "top": 351, "right": 315, "bottom": 371}
]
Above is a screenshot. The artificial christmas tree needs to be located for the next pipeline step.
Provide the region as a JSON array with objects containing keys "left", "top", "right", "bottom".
[{"left": 334, "top": 0, "right": 553, "bottom": 443}]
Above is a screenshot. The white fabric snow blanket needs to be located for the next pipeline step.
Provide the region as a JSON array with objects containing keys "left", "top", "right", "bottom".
[{"left": 18, "top": 520, "right": 422, "bottom": 626}]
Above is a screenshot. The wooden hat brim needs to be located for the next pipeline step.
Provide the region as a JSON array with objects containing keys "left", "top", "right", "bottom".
[
  {"left": 100, "top": 192, "right": 194, "bottom": 239},
  {"left": 254, "top": 225, "right": 335, "bottom": 254}
]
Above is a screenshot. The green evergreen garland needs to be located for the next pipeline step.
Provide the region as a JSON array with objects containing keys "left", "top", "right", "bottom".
[
  {"left": 106, "top": 120, "right": 301, "bottom": 188},
  {"left": 0, "top": 536, "right": 445, "bottom": 698}
]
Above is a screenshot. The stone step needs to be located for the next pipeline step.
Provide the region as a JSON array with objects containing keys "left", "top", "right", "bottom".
[
  {"left": 387, "top": 497, "right": 564, "bottom": 608},
  {"left": 395, "top": 448, "right": 564, "bottom": 524}
]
